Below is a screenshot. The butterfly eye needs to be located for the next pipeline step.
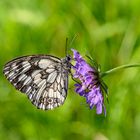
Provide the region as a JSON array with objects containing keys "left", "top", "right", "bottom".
[{"left": 67, "top": 55, "right": 71, "bottom": 61}]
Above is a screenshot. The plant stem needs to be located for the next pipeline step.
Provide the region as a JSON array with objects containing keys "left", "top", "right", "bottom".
[{"left": 101, "top": 64, "right": 140, "bottom": 77}]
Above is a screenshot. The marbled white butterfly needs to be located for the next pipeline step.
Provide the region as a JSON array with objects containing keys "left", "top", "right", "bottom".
[{"left": 3, "top": 53, "right": 71, "bottom": 110}]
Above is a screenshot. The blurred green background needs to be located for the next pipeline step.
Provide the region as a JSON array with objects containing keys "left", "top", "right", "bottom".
[{"left": 0, "top": 0, "right": 140, "bottom": 140}]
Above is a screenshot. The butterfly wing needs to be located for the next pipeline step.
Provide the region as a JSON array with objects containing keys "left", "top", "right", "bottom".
[{"left": 3, "top": 55, "right": 69, "bottom": 110}]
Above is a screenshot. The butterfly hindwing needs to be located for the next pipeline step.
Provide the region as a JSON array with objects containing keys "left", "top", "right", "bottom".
[{"left": 3, "top": 55, "right": 69, "bottom": 110}]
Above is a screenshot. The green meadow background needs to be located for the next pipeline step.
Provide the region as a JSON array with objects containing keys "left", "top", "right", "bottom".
[{"left": 0, "top": 0, "right": 140, "bottom": 140}]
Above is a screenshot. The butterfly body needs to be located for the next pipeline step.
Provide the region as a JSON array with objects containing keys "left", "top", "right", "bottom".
[{"left": 3, "top": 55, "right": 71, "bottom": 110}]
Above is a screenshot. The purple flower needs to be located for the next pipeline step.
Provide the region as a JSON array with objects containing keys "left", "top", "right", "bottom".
[{"left": 71, "top": 49, "right": 107, "bottom": 115}]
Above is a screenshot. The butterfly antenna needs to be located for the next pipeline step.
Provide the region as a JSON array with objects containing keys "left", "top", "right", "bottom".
[
  {"left": 65, "top": 37, "right": 69, "bottom": 56},
  {"left": 65, "top": 34, "right": 78, "bottom": 56},
  {"left": 69, "top": 34, "right": 78, "bottom": 47}
]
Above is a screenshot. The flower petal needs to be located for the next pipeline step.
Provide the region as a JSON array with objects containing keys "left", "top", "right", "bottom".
[{"left": 96, "top": 102, "right": 102, "bottom": 114}]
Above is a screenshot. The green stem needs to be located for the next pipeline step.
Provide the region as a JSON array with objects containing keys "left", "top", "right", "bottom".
[{"left": 101, "top": 64, "right": 140, "bottom": 78}]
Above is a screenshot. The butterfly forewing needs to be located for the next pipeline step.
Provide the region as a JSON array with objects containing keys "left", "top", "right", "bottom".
[{"left": 3, "top": 55, "right": 70, "bottom": 110}]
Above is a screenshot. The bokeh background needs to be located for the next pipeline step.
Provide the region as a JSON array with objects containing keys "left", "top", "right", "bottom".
[{"left": 0, "top": 0, "right": 140, "bottom": 140}]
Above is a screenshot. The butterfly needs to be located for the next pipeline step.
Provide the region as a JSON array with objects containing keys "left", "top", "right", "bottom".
[{"left": 3, "top": 54, "right": 71, "bottom": 110}]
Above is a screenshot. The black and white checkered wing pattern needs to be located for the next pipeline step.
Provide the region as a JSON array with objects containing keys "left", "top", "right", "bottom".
[{"left": 3, "top": 55, "right": 69, "bottom": 110}]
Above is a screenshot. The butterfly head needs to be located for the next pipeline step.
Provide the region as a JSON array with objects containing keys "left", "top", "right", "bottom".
[{"left": 66, "top": 55, "right": 71, "bottom": 62}]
